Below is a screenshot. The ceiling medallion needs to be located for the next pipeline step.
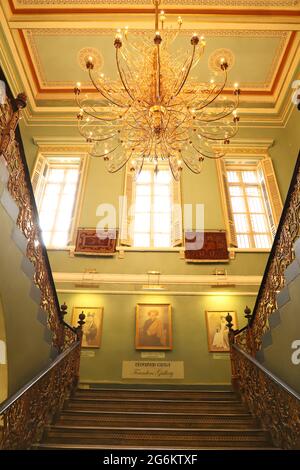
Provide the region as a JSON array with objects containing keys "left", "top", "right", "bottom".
[
  {"left": 74, "top": 0, "right": 241, "bottom": 180},
  {"left": 77, "top": 47, "right": 103, "bottom": 72},
  {"left": 209, "top": 48, "right": 235, "bottom": 73}
]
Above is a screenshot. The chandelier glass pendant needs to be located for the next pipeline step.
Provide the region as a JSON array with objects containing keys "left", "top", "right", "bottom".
[{"left": 74, "top": 0, "right": 241, "bottom": 181}]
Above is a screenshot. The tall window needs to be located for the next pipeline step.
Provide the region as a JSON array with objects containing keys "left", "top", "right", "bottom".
[
  {"left": 218, "top": 157, "right": 283, "bottom": 250},
  {"left": 121, "top": 165, "right": 182, "bottom": 249},
  {"left": 32, "top": 156, "right": 83, "bottom": 248},
  {"left": 226, "top": 169, "right": 272, "bottom": 249}
]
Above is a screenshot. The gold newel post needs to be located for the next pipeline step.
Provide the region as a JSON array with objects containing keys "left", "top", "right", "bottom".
[
  {"left": 226, "top": 312, "right": 239, "bottom": 391},
  {"left": 74, "top": 311, "right": 86, "bottom": 389}
]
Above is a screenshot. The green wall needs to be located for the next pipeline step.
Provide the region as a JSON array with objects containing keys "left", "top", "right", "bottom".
[
  {"left": 60, "top": 291, "right": 255, "bottom": 385},
  {"left": 0, "top": 201, "right": 53, "bottom": 398},
  {"left": 20, "top": 113, "right": 300, "bottom": 280},
  {"left": 0, "top": 295, "right": 8, "bottom": 403}
]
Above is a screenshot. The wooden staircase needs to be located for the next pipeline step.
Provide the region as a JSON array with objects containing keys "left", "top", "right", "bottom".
[{"left": 33, "top": 387, "right": 276, "bottom": 450}]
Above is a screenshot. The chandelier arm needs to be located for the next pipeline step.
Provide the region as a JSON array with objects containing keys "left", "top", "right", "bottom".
[
  {"left": 128, "top": 109, "right": 151, "bottom": 131},
  {"left": 76, "top": 121, "right": 117, "bottom": 142},
  {"left": 120, "top": 52, "right": 153, "bottom": 107},
  {"left": 196, "top": 121, "right": 239, "bottom": 141},
  {"left": 89, "top": 142, "right": 122, "bottom": 158},
  {"left": 173, "top": 44, "right": 197, "bottom": 98},
  {"left": 182, "top": 155, "right": 203, "bottom": 174},
  {"left": 107, "top": 150, "right": 134, "bottom": 173},
  {"left": 82, "top": 107, "right": 125, "bottom": 122},
  {"left": 168, "top": 160, "right": 181, "bottom": 181},
  {"left": 156, "top": 44, "right": 162, "bottom": 102},
  {"left": 88, "top": 69, "right": 126, "bottom": 108},
  {"left": 191, "top": 142, "right": 225, "bottom": 159},
  {"left": 170, "top": 55, "right": 194, "bottom": 101},
  {"left": 116, "top": 48, "right": 135, "bottom": 102},
  {"left": 194, "top": 71, "right": 228, "bottom": 112},
  {"left": 195, "top": 94, "right": 240, "bottom": 124}
]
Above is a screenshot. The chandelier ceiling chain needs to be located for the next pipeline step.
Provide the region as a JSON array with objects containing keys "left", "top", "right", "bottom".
[{"left": 74, "top": 0, "right": 241, "bottom": 180}]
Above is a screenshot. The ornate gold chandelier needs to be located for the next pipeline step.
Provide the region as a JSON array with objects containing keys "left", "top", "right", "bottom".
[{"left": 74, "top": 0, "right": 240, "bottom": 180}]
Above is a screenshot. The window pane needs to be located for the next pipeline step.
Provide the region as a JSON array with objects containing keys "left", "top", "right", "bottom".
[
  {"left": 155, "top": 171, "right": 171, "bottom": 184},
  {"left": 66, "top": 169, "right": 79, "bottom": 183},
  {"left": 153, "top": 196, "right": 170, "bottom": 212},
  {"left": 44, "top": 183, "right": 60, "bottom": 198},
  {"left": 154, "top": 233, "right": 171, "bottom": 247},
  {"left": 242, "top": 171, "right": 257, "bottom": 183},
  {"left": 55, "top": 212, "right": 72, "bottom": 230},
  {"left": 248, "top": 197, "right": 264, "bottom": 213},
  {"left": 42, "top": 231, "right": 51, "bottom": 246},
  {"left": 237, "top": 234, "right": 250, "bottom": 248},
  {"left": 40, "top": 194, "right": 58, "bottom": 213},
  {"left": 136, "top": 185, "right": 151, "bottom": 197},
  {"left": 227, "top": 171, "right": 239, "bottom": 183},
  {"left": 59, "top": 196, "right": 75, "bottom": 213},
  {"left": 39, "top": 211, "right": 55, "bottom": 231},
  {"left": 137, "top": 170, "right": 151, "bottom": 184},
  {"left": 246, "top": 186, "right": 259, "bottom": 196},
  {"left": 234, "top": 214, "right": 249, "bottom": 233},
  {"left": 229, "top": 186, "right": 242, "bottom": 196},
  {"left": 134, "top": 213, "right": 151, "bottom": 232},
  {"left": 153, "top": 214, "right": 171, "bottom": 233},
  {"left": 231, "top": 197, "right": 246, "bottom": 213},
  {"left": 48, "top": 169, "right": 64, "bottom": 183},
  {"left": 133, "top": 233, "right": 150, "bottom": 247},
  {"left": 254, "top": 234, "right": 271, "bottom": 249},
  {"left": 154, "top": 185, "right": 170, "bottom": 197},
  {"left": 52, "top": 231, "right": 68, "bottom": 247},
  {"left": 135, "top": 196, "right": 151, "bottom": 212},
  {"left": 250, "top": 214, "right": 268, "bottom": 233},
  {"left": 63, "top": 183, "right": 76, "bottom": 196}
]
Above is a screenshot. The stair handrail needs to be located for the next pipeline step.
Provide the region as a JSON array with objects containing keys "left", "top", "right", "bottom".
[
  {"left": 0, "top": 337, "right": 82, "bottom": 449},
  {"left": 0, "top": 70, "right": 77, "bottom": 351},
  {"left": 230, "top": 341, "right": 300, "bottom": 449},
  {"left": 234, "top": 151, "right": 300, "bottom": 354}
]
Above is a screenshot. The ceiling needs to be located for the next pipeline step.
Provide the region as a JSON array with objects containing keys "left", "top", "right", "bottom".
[{"left": 0, "top": 0, "right": 299, "bottom": 127}]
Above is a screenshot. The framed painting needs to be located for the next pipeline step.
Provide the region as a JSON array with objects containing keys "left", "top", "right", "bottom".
[
  {"left": 72, "top": 307, "right": 104, "bottom": 348},
  {"left": 205, "top": 311, "right": 238, "bottom": 352},
  {"left": 135, "top": 303, "right": 172, "bottom": 350}
]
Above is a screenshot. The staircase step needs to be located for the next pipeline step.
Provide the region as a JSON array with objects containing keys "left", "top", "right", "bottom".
[
  {"left": 33, "top": 443, "right": 277, "bottom": 450},
  {"left": 58, "top": 410, "right": 257, "bottom": 429},
  {"left": 66, "top": 398, "right": 246, "bottom": 413},
  {"left": 75, "top": 388, "right": 238, "bottom": 401},
  {"left": 42, "top": 425, "right": 271, "bottom": 448}
]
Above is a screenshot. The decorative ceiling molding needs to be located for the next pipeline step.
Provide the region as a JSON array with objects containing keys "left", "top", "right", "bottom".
[
  {"left": 11, "top": 0, "right": 300, "bottom": 8},
  {"left": 20, "top": 28, "right": 291, "bottom": 93}
]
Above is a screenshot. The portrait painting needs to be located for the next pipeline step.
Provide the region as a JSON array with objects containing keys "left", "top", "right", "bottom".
[
  {"left": 205, "top": 311, "right": 238, "bottom": 352},
  {"left": 135, "top": 303, "right": 172, "bottom": 350},
  {"left": 72, "top": 307, "right": 103, "bottom": 348}
]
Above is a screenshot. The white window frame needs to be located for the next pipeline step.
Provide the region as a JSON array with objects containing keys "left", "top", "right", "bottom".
[
  {"left": 119, "top": 163, "right": 183, "bottom": 252},
  {"left": 31, "top": 147, "right": 89, "bottom": 250},
  {"left": 216, "top": 152, "right": 283, "bottom": 253}
]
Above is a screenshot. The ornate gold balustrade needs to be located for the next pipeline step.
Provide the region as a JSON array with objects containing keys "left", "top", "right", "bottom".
[
  {"left": 235, "top": 152, "right": 300, "bottom": 354},
  {"left": 0, "top": 84, "right": 77, "bottom": 351},
  {"left": 226, "top": 152, "right": 300, "bottom": 449},
  {"left": 231, "top": 344, "right": 300, "bottom": 449},
  {"left": 0, "top": 338, "right": 81, "bottom": 449},
  {"left": 0, "top": 74, "right": 85, "bottom": 449}
]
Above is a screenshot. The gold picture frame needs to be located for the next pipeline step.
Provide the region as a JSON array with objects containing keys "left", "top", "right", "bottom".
[
  {"left": 205, "top": 311, "right": 238, "bottom": 353},
  {"left": 135, "top": 303, "right": 172, "bottom": 350},
  {"left": 72, "top": 307, "right": 104, "bottom": 348}
]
